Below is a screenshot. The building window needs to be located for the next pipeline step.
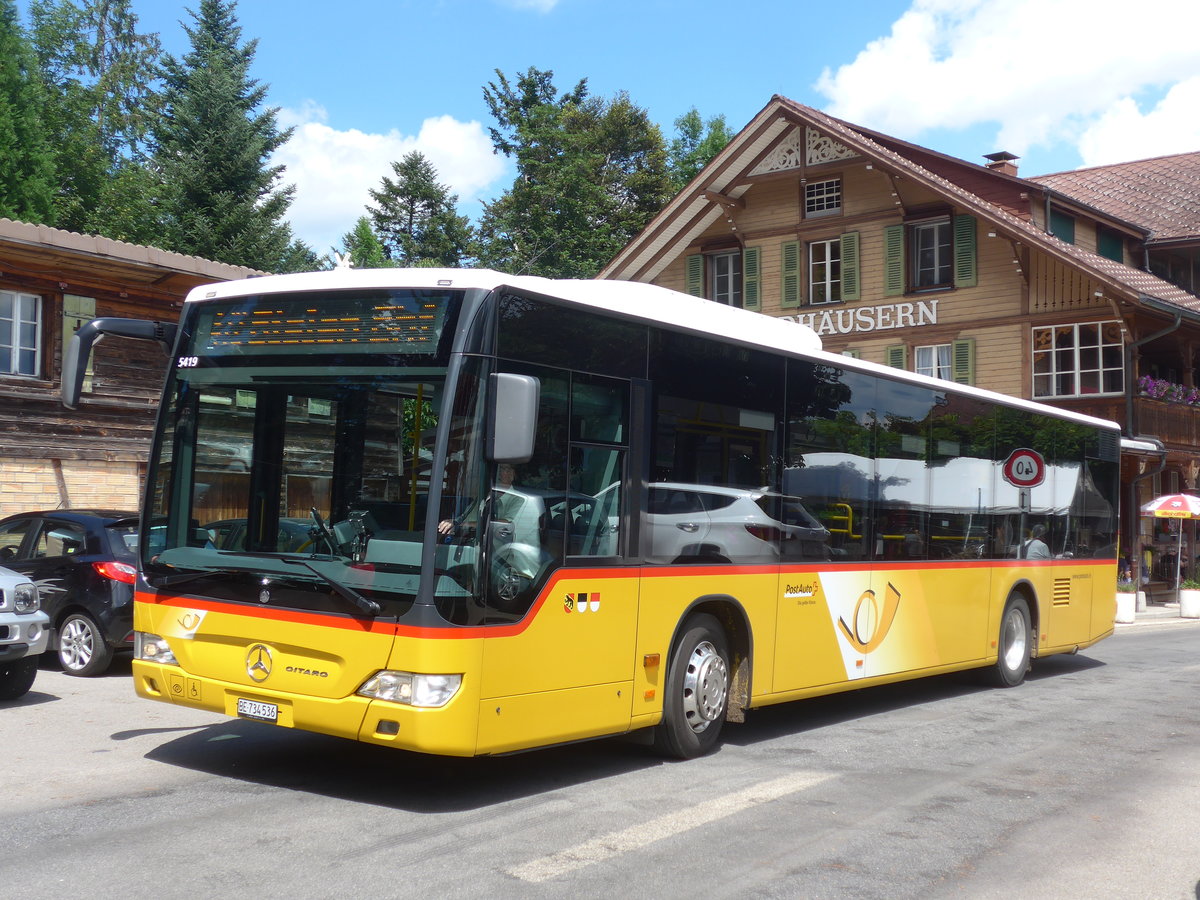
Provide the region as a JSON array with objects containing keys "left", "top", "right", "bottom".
[
  {"left": 1032, "top": 321, "right": 1123, "bottom": 398},
  {"left": 0, "top": 290, "right": 41, "bottom": 377},
  {"left": 911, "top": 219, "right": 952, "bottom": 289},
  {"left": 809, "top": 239, "right": 841, "bottom": 304},
  {"left": 710, "top": 250, "right": 742, "bottom": 307},
  {"left": 1049, "top": 208, "right": 1076, "bottom": 244},
  {"left": 915, "top": 344, "right": 952, "bottom": 380},
  {"left": 805, "top": 178, "right": 842, "bottom": 219}
]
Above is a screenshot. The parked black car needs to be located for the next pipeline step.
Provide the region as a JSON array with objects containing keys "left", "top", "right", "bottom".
[{"left": 0, "top": 509, "right": 139, "bottom": 676}]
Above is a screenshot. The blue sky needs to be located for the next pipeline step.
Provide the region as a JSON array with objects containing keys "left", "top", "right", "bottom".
[{"left": 21, "top": 0, "right": 1200, "bottom": 255}]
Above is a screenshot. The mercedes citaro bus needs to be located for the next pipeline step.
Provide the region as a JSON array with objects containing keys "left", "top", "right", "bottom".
[{"left": 62, "top": 269, "right": 1120, "bottom": 758}]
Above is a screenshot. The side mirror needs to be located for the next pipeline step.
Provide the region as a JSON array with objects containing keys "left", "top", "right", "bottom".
[
  {"left": 62, "top": 317, "right": 177, "bottom": 409},
  {"left": 487, "top": 373, "right": 539, "bottom": 464}
]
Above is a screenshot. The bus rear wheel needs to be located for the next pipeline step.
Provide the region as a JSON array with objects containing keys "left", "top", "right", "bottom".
[
  {"left": 653, "top": 613, "right": 730, "bottom": 759},
  {"left": 985, "top": 594, "right": 1031, "bottom": 687}
]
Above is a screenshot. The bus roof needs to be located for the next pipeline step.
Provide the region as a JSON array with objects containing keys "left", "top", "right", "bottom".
[{"left": 186, "top": 267, "right": 1119, "bottom": 435}]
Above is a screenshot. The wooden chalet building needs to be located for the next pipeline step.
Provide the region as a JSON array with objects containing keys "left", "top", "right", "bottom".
[
  {"left": 601, "top": 96, "right": 1200, "bottom": 576},
  {"left": 0, "top": 218, "right": 260, "bottom": 517}
]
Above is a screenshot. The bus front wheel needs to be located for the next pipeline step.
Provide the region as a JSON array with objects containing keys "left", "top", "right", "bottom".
[
  {"left": 985, "top": 594, "right": 1031, "bottom": 688},
  {"left": 653, "top": 613, "right": 731, "bottom": 759}
]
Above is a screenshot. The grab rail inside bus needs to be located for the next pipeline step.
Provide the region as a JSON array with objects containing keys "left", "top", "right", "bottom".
[{"left": 62, "top": 317, "right": 178, "bottom": 409}]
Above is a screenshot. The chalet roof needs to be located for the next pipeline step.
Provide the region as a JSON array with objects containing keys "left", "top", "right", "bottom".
[
  {"left": 1028, "top": 152, "right": 1200, "bottom": 245},
  {"left": 601, "top": 96, "right": 1199, "bottom": 315},
  {"left": 0, "top": 217, "right": 265, "bottom": 298}
]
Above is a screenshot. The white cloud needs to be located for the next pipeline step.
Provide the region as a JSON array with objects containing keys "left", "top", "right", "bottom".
[
  {"left": 1077, "top": 77, "right": 1200, "bottom": 167},
  {"left": 815, "top": 0, "right": 1200, "bottom": 166},
  {"left": 272, "top": 105, "right": 508, "bottom": 255}
]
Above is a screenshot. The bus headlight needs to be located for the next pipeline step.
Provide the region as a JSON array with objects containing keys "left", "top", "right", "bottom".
[
  {"left": 13, "top": 583, "right": 39, "bottom": 612},
  {"left": 357, "top": 671, "right": 461, "bottom": 708},
  {"left": 135, "top": 632, "right": 178, "bottom": 665}
]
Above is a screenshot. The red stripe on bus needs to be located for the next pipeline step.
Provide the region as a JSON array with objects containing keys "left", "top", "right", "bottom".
[{"left": 137, "top": 556, "right": 1116, "bottom": 638}]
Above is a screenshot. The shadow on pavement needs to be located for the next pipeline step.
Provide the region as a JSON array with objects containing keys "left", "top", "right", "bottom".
[{"left": 139, "top": 650, "right": 1106, "bottom": 813}]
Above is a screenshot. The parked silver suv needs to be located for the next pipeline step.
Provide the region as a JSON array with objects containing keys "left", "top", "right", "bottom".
[{"left": 0, "top": 564, "right": 49, "bottom": 700}]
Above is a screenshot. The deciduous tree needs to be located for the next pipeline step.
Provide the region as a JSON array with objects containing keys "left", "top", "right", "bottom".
[
  {"left": 667, "top": 107, "right": 732, "bottom": 194},
  {"left": 28, "top": 0, "right": 161, "bottom": 238},
  {"left": 476, "top": 67, "right": 670, "bottom": 278}
]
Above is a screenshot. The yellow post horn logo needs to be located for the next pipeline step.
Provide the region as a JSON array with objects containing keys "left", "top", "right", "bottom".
[{"left": 837, "top": 582, "right": 901, "bottom": 653}]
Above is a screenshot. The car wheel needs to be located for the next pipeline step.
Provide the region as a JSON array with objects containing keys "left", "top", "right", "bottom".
[
  {"left": 0, "top": 655, "right": 38, "bottom": 701},
  {"left": 57, "top": 612, "right": 113, "bottom": 677},
  {"left": 983, "top": 594, "right": 1031, "bottom": 687},
  {"left": 653, "top": 613, "right": 731, "bottom": 759},
  {"left": 491, "top": 557, "right": 532, "bottom": 611}
]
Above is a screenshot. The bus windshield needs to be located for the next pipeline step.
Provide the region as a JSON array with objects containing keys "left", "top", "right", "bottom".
[{"left": 142, "top": 288, "right": 481, "bottom": 618}]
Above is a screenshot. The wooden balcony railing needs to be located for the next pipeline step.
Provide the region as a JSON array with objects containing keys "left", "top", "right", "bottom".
[{"left": 1060, "top": 395, "right": 1200, "bottom": 451}]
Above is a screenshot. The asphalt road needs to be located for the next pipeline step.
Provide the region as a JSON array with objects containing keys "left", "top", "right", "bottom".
[{"left": 2, "top": 620, "right": 1198, "bottom": 899}]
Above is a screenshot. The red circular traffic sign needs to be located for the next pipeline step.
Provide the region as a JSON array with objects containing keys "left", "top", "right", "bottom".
[{"left": 1002, "top": 448, "right": 1045, "bottom": 488}]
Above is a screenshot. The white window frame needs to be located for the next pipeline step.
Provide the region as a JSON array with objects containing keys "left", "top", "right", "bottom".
[
  {"left": 805, "top": 178, "right": 842, "bottom": 219},
  {"left": 0, "top": 290, "right": 42, "bottom": 377},
  {"left": 710, "top": 250, "right": 742, "bottom": 307},
  {"left": 915, "top": 344, "right": 953, "bottom": 380},
  {"left": 808, "top": 238, "right": 841, "bottom": 305},
  {"left": 1031, "top": 320, "right": 1124, "bottom": 399},
  {"left": 910, "top": 219, "right": 952, "bottom": 289}
]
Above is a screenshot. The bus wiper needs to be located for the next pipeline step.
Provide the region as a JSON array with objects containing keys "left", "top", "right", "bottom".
[
  {"left": 278, "top": 557, "right": 382, "bottom": 617},
  {"left": 149, "top": 566, "right": 259, "bottom": 588}
]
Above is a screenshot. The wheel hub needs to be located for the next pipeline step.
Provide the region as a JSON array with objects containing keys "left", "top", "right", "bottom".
[
  {"left": 1001, "top": 607, "right": 1028, "bottom": 670},
  {"left": 681, "top": 640, "right": 729, "bottom": 733}
]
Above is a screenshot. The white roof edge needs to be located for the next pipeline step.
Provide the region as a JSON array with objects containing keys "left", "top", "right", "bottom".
[{"left": 184, "top": 267, "right": 826, "bottom": 356}]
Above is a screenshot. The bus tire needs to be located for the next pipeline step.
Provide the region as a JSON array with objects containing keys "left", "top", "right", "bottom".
[
  {"left": 985, "top": 594, "right": 1031, "bottom": 688},
  {"left": 653, "top": 613, "right": 731, "bottom": 759}
]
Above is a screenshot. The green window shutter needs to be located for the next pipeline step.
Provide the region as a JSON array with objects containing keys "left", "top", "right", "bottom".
[
  {"left": 885, "top": 344, "right": 908, "bottom": 369},
  {"left": 952, "top": 337, "right": 975, "bottom": 385},
  {"left": 953, "top": 214, "right": 977, "bottom": 288},
  {"left": 884, "top": 225, "right": 905, "bottom": 296},
  {"left": 1049, "top": 208, "right": 1075, "bottom": 244},
  {"left": 840, "top": 231, "right": 860, "bottom": 302},
  {"left": 1097, "top": 227, "right": 1123, "bottom": 262},
  {"left": 841, "top": 349, "right": 861, "bottom": 359},
  {"left": 781, "top": 241, "right": 801, "bottom": 308},
  {"left": 685, "top": 254, "right": 704, "bottom": 297},
  {"left": 743, "top": 246, "right": 761, "bottom": 310}
]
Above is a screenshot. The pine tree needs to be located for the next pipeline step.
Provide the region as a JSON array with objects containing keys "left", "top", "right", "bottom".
[
  {"left": 152, "top": 0, "right": 299, "bottom": 270},
  {"left": 0, "top": 0, "right": 56, "bottom": 223},
  {"left": 338, "top": 216, "right": 392, "bottom": 269},
  {"left": 367, "top": 151, "right": 474, "bottom": 267}
]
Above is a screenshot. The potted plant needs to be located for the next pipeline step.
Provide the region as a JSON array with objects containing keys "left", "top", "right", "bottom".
[
  {"left": 1115, "top": 578, "right": 1137, "bottom": 624},
  {"left": 1178, "top": 576, "right": 1200, "bottom": 618}
]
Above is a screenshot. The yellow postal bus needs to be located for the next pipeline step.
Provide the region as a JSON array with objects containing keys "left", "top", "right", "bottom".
[{"left": 63, "top": 269, "right": 1120, "bottom": 758}]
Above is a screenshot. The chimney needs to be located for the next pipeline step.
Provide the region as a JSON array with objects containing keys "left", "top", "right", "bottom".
[{"left": 983, "top": 151, "right": 1019, "bottom": 176}]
